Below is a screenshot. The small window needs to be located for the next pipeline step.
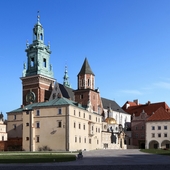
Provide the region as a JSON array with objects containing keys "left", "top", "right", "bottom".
[
  {"left": 26, "top": 111, "right": 29, "bottom": 115},
  {"left": 96, "top": 127, "right": 97, "bottom": 132},
  {"left": 152, "top": 126, "right": 155, "bottom": 130},
  {"left": 26, "top": 123, "right": 29, "bottom": 126},
  {"left": 75, "top": 136, "right": 77, "bottom": 143},
  {"left": 36, "top": 136, "right": 40, "bottom": 143},
  {"left": 164, "top": 133, "right": 167, "bottom": 137},
  {"left": 83, "top": 113, "right": 85, "bottom": 118},
  {"left": 135, "top": 126, "right": 138, "bottom": 130},
  {"left": 13, "top": 124, "right": 16, "bottom": 130},
  {"left": 96, "top": 117, "right": 97, "bottom": 122},
  {"left": 98, "top": 128, "right": 100, "bottom": 133},
  {"left": 36, "top": 110, "right": 40, "bottom": 116},
  {"left": 26, "top": 137, "right": 29, "bottom": 141},
  {"left": 152, "top": 133, "right": 155, "bottom": 138},
  {"left": 164, "top": 126, "right": 167, "bottom": 130},
  {"left": 84, "top": 137, "right": 86, "bottom": 143},
  {"left": 89, "top": 138, "right": 91, "bottom": 144},
  {"left": 74, "top": 122, "right": 76, "bottom": 128},
  {"left": 79, "top": 123, "right": 81, "bottom": 129},
  {"left": 58, "top": 121, "right": 62, "bottom": 128},
  {"left": 2, "top": 136, "right": 4, "bottom": 141},
  {"left": 14, "top": 115, "right": 16, "bottom": 120},
  {"left": 97, "top": 140, "right": 99, "bottom": 144},
  {"left": 83, "top": 124, "right": 85, "bottom": 130},
  {"left": 158, "top": 133, "right": 161, "bottom": 137},
  {"left": 79, "top": 112, "right": 81, "bottom": 117},
  {"left": 43, "top": 58, "right": 46, "bottom": 67},
  {"left": 98, "top": 118, "right": 100, "bottom": 123},
  {"left": 89, "top": 115, "right": 91, "bottom": 120},
  {"left": 79, "top": 137, "right": 81, "bottom": 143},
  {"left": 58, "top": 108, "right": 62, "bottom": 114},
  {"left": 80, "top": 94, "right": 83, "bottom": 99},
  {"left": 74, "top": 110, "right": 76, "bottom": 116},
  {"left": 158, "top": 126, "right": 161, "bottom": 130},
  {"left": 141, "top": 126, "right": 144, "bottom": 130},
  {"left": 36, "top": 122, "right": 40, "bottom": 128}
]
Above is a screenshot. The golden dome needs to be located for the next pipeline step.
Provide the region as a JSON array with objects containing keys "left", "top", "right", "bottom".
[{"left": 105, "top": 117, "right": 117, "bottom": 124}]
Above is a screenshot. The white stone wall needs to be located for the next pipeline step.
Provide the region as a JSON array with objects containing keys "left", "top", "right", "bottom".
[{"left": 146, "top": 121, "right": 170, "bottom": 149}]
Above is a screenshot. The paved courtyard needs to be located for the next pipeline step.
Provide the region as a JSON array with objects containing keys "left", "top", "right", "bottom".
[{"left": 0, "top": 149, "right": 170, "bottom": 170}]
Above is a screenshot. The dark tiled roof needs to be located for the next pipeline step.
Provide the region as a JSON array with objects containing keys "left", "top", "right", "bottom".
[
  {"left": 101, "top": 97, "right": 128, "bottom": 114},
  {"left": 123, "top": 102, "right": 169, "bottom": 116},
  {"left": 147, "top": 107, "right": 170, "bottom": 121},
  {"left": 58, "top": 83, "right": 74, "bottom": 100},
  {"left": 78, "top": 58, "right": 95, "bottom": 76}
]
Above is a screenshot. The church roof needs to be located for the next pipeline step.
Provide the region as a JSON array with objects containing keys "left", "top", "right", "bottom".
[
  {"left": 78, "top": 58, "right": 95, "bottom": 76},
  {"left": 101, "top": 97, "right": 128, "bottom": 114}
]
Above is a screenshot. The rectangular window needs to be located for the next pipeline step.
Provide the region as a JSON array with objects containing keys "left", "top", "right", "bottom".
[
  {"left": 75, "top": 136, "right": 77, "bottom": 143},
  {"left": 80, "top": 94, "right": 83, "bottom": 99},
  {"left": 36, "top": 122, "right": 40, "bottom": 128},
  {"left": 98, "top": 118, "right": 100, "bottom": 123},
  {"left": 164, "top": 126, "right": 167, "bottom": 130},
  {"left": 13, "top": 124, "right": 16, "bottom": 130},
  {"left": 58, "top": 108, "right": 62, "bottom": 114},
  {"left": 58, "top": 121, "right": 62, "bottom": 128},
  {"left": 26, "top": 137, "right": 29, "bottom": 141},
  {"left": 89, "top": 138, "right": 91, "bottom": 144},
  {"left": 158, "top": 133, "right": 161, "bottom": 137},
  {"left": 158, "top": 126, "right": 161, "bottom": 130},
  {"left": 89, "top": 115, "right": 91, "bottom": 120},
  {"left": 84, "top": 137, "right": 86, "bottom": 143},
  {"left": 36, "top": 136, "right": 40, "bottom": 143},
  {"left": 164, "top": 133, "right": 167, "bottom": 137},
  {"left": 74, "top": 110, "right": 76, "bottom": 116},
  {"left": 74, "top": 122, "right": 76, "bottom": 128},
  {"left": 152, "top": 133, "right": 155, "bottom": 138},
  {"left": 2, "top": 136, "right": 4, "bottom": 141},
  {"left": 135, "top": 126, "right": 138, "bottom": 130},
  {"left": 26, "top": 123, "right": 29, "bottom": 126},
  {"left": 36, "top": 110, "right": 40, "bottom": 116},
  {"left": 141, "top": 126, "right": 144, "bottom": 130},
  {"left": 43, "top": 58, "right": 46, "bottom": 67},
  {"left": 79, "top": 123, "right": 81, "bottom": 129},
  {"left": 96, "top": 127, "right": 97, "bottom": 132},
  {"left": 97, "top": 140, "right": 99, "bottom": 144},
  {"left": 152, "top": 126, "right": 155, "bottom": 130},
  {"left": 14, "top": 115, "right": 16, "bottom": 120},
  {"left": 98, "top": 128, "right": 100, "bottom": 133},
  {"left": 79, "top": 137, "right": 81, "bottom": 143},
  {"left": 83, "top": 113, "right": 85, "bottom": 118},
  {"left": 26, "top": 111, "right": 29, "bottom": 115},
  {"left": 79, "top": 112, "right": 81, "bottom": 117},
  {"left": 83, "top": 124, "right": 85, "bottom": 130}
]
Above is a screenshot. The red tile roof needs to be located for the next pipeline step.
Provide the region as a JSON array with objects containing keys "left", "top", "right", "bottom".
[
  {"left": 122, "top": 101, "right": 169, "bottom": 116},
  {"left": 147, "top": 107, "right": 170, "bottom": 121}
]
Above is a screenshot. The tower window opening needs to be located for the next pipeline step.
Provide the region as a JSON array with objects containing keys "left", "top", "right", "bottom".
[
  {"left": 43, "top": 58, "right": 46, "bottom": 67},
  {"left": 88, "top": 79, "right": 90, "bottom": 86},
  {"left": 40, "top": 33, "right": 43, "bottom": 40},
  {"left": 31, "top": 58, "right": 34, "bottom": 67}
]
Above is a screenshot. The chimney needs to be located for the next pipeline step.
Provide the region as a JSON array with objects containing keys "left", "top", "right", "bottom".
[
  {"left": 133, "top": 99, "right": 139, "bottom": 105},
  {"left": 21, "top": 105, "right": 24, "bottom": 108},
  {"left": 148, "top": 101, "right": 151, "bottom": 105}
]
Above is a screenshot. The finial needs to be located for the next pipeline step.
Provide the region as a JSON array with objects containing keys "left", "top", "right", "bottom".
[
  {"left": 37, "top": 11, "right": 40, "bottom": 23},
  {"left": 26, "top": 40, "right": 29, "bottom": 48},
  {"left": 48, "top": 41, "right": 50, "bottom": 49}
]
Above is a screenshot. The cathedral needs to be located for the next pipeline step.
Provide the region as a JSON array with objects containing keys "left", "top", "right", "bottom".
[{"left": 6, "top": 15, "right": 131, "bottom": 151}]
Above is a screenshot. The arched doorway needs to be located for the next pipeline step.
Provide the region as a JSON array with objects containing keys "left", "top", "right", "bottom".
[
  {"left": 161, "top": 140, "right": 170, "bottom": 149},
  {"left": 149, "top": 140, "right": 159, "bottom": 149}
]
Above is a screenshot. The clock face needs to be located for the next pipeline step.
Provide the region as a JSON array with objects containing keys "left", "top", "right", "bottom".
[{"left": 26, "top": 91, "right": 36, "bottom": 103}]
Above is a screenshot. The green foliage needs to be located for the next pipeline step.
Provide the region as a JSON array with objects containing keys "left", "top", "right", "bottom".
[
  {"left": 140, "top": 149, "right": 170, "bottom": 156},
  {"left": 0, "top": 153, "right": 76, "bottom": 163}
]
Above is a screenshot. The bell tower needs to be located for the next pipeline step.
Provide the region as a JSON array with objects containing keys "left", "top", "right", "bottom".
[
  {"left": 21, "top": 13, "right": 55, "bottom": 106},
  {"left": 74, "top": 58, "right": 103, "bottom": 113}
]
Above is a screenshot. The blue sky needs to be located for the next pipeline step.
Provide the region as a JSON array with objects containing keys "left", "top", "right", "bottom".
[{"left": 1, "top": 0, "right": 170, "bottom": 118}]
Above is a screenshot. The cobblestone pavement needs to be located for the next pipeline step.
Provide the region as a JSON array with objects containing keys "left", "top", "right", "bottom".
[{"left": 0, "top": 149, "right": 170, "bottom": 170}]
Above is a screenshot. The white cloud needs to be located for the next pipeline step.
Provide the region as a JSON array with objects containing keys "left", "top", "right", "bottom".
[
  {"left": 154, "top": 82, "right": 170, "bottom": 89},
  {"left": 120, "top": 90, "right": 142, "bottom": 95}
]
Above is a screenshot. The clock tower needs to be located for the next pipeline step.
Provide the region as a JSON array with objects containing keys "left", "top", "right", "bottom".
[{"left": 21, "top": 13, "right": 55, "bottom": 105}]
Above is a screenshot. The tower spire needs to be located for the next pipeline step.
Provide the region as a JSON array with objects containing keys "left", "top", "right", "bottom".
[
  {"left": 37, "top": 11, "right": 40, "bottom": 23},
  {"left": 63, "top": 65, "right": 71, "bottom": 88}
]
